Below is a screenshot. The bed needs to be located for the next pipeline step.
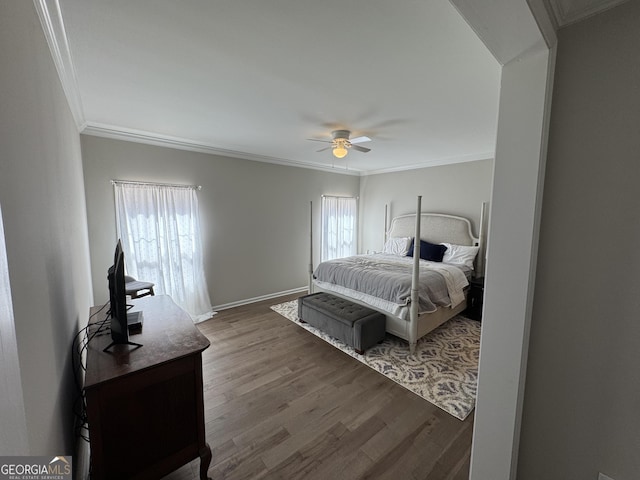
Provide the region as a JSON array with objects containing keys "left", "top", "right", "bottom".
[{"left": 309, "top": 196, "right": 485, "bottom": 353}]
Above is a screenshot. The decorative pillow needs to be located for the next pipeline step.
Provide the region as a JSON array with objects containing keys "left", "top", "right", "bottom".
[
  {"left": 382, "top": 236, "right": 412, "bottom": 256},
  {"left": 406, "top": 239, "right": 448, "bottom": 262},
  {"left": 441, "top": 243, "right": 480, "bottom": 269}
]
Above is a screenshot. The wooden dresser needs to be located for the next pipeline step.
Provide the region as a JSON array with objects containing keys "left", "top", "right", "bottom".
[{"left": 84, "top": 295, "right": 211, "bottom": 479}]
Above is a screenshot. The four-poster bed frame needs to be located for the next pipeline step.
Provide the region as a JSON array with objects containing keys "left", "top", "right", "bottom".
[{"left": 309, "top": 196, "right": 486, "bottom": 353}]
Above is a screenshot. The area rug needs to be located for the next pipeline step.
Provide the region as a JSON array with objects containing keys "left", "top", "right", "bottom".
[{"left": 270, "top": 300, "right": 480, "bottom": 420}]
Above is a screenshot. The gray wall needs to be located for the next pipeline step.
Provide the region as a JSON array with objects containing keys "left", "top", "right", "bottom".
[
  {"left": 518, "top": 2, "right": 640, "bottom": 479},
  {"left": 0, "top": 0, "right": 92, "bottom": 456},
  {"left": 82, "top": 136, "right": 493, "bottom": 308},
  {"left": 81, "top": 135, "right": 360, "bottom": 308},
  {"left": 359, "top": 160, "right": 493, "bottom": 256}
]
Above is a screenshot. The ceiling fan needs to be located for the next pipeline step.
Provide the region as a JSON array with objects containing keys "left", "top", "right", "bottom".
[{"left": 307, "top": 130, "right": 371, "bottom": 158}]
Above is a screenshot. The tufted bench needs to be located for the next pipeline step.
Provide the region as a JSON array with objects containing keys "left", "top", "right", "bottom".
[{"left": 297, "top": 292, "right": 386, "bottom": 354}]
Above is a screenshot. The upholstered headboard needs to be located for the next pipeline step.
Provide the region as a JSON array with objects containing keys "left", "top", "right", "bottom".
[{"left": 387, "top": 213, "right": 478, "bottom": 247}]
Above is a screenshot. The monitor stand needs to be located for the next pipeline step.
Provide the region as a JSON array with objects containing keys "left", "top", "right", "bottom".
[
  {"left": 103, "top": 311, "right": 145, "bottom": 352},
  {"left": 102, "top": 339, "right": 143, "bottom": 353}
]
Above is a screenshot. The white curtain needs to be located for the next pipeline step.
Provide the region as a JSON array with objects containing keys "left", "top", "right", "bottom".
[
  {"left": 321, "top": 196, "right": 357, "bottom": 261},
  {"left": 114, "top": 182, "right": 214, "bottom": 323}
]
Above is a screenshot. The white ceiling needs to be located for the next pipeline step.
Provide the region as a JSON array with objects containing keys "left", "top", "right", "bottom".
[{"left": 54, "top": 0, "right": 624, "bottom": 175}]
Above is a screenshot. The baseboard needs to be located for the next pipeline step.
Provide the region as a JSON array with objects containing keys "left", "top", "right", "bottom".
[{"left": 213, "top": 286, "right": 308, "bottom": 311}]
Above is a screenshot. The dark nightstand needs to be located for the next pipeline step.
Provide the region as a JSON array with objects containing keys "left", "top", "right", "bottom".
[{"left": 466, "top": 276, "right": 484, "bottom": 321}]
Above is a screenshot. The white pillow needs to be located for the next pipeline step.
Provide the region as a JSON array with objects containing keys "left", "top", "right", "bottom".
[
  {"left": 382, "top": 236, "right": 412, "bottom": 256},
  {"left": 441, "top": 243, "right": 479, "bottom": 269}
]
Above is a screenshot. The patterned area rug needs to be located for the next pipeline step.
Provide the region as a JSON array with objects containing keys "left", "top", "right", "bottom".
[{"left": 271, "top": 300, "right": 480, "bottom": 420}]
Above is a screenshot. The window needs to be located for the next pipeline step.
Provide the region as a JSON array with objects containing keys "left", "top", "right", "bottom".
[
  {"left": 113, "top": 181, "right": 213, "bottom": 322},
  {"left": 321, "top": 196, "right": 357, "bottom": 261}
]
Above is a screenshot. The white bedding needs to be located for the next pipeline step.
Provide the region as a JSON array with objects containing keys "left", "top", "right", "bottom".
[
  {"left": 314, "top": 279, "right": 411, "bottom": 319},
  {"left": 313, "top": 254, "right": 469, "bottom": 319}
]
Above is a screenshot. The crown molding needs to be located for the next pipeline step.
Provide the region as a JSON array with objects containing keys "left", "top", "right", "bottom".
[
  {"left": 361, "top": 153, "right": 495, "bottom": 176},
  {"left": 83, "top": 123, "right": 493, "bottom": 178},
  {"left": 81, "top": 123, "right": 362, "bottom": 176},
  {"left": 33, "top": 0, "right": 86, "bottom": 130},
  {"left": 548, "top": 0, "right": 630, "bottom": 27}
]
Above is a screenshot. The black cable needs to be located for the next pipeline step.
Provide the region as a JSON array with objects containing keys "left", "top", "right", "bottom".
[{"left": 72, "top": 302, "right": 110, "bottom": 443}]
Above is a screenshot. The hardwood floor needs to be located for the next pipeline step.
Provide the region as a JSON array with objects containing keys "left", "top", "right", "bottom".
[{"left": 162, "top": 294, "right": 473, "bottom": 480}]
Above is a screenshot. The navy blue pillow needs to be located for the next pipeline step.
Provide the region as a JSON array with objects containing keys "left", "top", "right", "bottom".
[{"left": 406, "top": 239, "right": 448, "bottom": 262}]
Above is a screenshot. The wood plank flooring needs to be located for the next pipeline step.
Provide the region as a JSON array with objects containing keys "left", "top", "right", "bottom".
[{"left": 162, "top": 294, "right": 473, "bottom": 480}]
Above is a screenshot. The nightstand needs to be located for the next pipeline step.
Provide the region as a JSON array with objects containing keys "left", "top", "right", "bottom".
[{"left": 466, "top": 276, "right": 484, "bottom": 321}]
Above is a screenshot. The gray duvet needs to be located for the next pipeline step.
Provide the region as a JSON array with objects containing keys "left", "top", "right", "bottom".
[{"left": 313, "top": 254, "right": 455, "bottom": 313}]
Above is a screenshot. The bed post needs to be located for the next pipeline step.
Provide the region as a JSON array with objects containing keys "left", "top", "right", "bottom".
[
  {"left": 309, "top": 200, "right": 314, "bottom": 294},
  {"left": 477, "top": 201, "right": 487, "bottom": 277},
  {"left": 383, "top": 203, "right": 389, "bottom": 248},
  {"left": 409, "top": 195, "right": 422, "bottom": 354}
]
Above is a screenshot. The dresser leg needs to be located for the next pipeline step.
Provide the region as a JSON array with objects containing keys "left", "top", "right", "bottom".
[{"left": 199, "top": 443, "right": 212, "bottom": 480}]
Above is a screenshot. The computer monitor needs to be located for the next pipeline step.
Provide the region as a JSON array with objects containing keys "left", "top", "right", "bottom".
[{"left": 104, "top": 240, "right": 142, "bottom": 352}]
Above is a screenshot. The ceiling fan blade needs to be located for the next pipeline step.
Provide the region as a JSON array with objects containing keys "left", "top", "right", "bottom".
[
  {"left": 316, "top": 146, "right": 332, "bottom": 152},
  {"left": 351, "top": 144, "right": 371, "bottom": 153},
  {"left": 350, "top": 136, "right": 371, "bottom": 144},
  {"left": 307, "top": 138, "right": 332, "bottom": 143}
]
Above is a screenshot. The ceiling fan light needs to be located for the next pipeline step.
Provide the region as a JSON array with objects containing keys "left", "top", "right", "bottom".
[{"left": 333, "top": 146, "right": 348, "bottom": 158}]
